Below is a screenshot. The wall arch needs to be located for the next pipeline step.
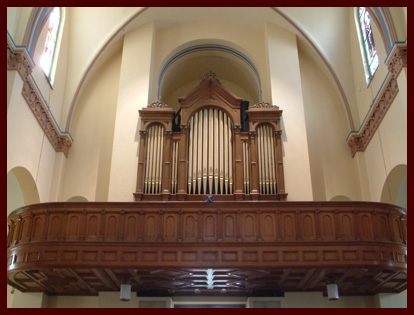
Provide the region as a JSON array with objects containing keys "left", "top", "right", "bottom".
[
  {"left": 380, "top": 164, "right": 407, "bottom": 208},
  {"left": 158, "top": 39, "right": 262, "bottom": 109},
  {"left": 7, "top": 167, "right": 40, "bottom": 216}
]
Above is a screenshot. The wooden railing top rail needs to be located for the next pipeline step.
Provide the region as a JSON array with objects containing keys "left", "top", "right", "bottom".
[{"left": 7, "top": 200, "right": 407, "bottom": 219}]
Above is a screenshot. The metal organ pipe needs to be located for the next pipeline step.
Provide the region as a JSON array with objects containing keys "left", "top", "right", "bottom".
[
  {"left": 257, "top": 124, "right": 277, "bottom": 194},
  {"left": 144, "top": 125, "right": 165, "bottom": 194},
  {"left": 188, "top": 109, "right": 233, "bottom": 194}
]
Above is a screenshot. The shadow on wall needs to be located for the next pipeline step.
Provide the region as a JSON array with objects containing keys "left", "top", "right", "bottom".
[{"left": 380, "top": 164, "right": 407, "bottom": 209}]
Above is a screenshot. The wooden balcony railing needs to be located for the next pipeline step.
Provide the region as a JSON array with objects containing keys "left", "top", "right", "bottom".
[{"left": 7, "top": 201, "right": 407, "bottom": 296}]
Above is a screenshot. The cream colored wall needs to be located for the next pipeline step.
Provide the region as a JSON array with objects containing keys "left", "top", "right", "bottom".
[
  {"left": 107, "top": 22, "right": 155, "bottom": 201},
  {"left": 376, "top": 290, "right": 407, "bottom": 308},
  {"left": 265, "top": 22, "right": 313, "bottom": 201},
  {"left": 299, "top": 49, "right": 362, "bottom": 201},
  {"left": 7, "top": 74, "right": 56, "bottom": 204},
  {"left": 151, "top": 21, "right": 269, "bottom": 104},
  {"left": 45, "top": 296, "right": 99, "bottom": 308},
  {"left": 360, "top": 90, "right": 407, "bottom": 203},
  {"left": 7, "top": 7, "right": 32, "bottom": 45},
  {"left": 61, "top": 8, "right": 144, "bottom": 130},
  {"left": 349, "top": 7, "right": 407, "bottom": 203},
  {"left": 282, "top": 7, "right": 360, "bottom": 128},
  {"left": 58, "top": 51, "right": 122, "bottom": 202}
]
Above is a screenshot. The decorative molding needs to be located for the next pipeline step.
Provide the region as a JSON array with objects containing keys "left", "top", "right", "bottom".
[
  {"left": 385, "top": 43, "right": 407, "bottom": 78},
  {"left": 251, "top": 101, "right": 279, "bottom": 109},
  {"left": 147, "top": 100, "right": 169, "bottom": 108},
  {"left": 7, "top": 36, "right": 72, "bottom": 157},
  {"left": 200, "top": 70, "right": 221, "bottom": 84},
  {"left": 6, "top": 201, "right": 407, "bottom": 296},
  {"left": 348, "top": 43, "right": 406, "bottom": 157}
]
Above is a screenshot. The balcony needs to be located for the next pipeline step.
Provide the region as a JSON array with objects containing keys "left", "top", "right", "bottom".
[{"left": 7, "top": 201, "right": 406, "bottom": 297}]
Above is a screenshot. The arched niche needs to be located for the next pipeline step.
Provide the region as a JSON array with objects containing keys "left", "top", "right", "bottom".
[
  {"left": 380, "top": 164, "right": 407, "bottom": 209},
  {"left": 7, "top": 167, "right": 40, "bottom": 216},
  {"left": 158, "top": 39, "right": 262, "bottom": 111}
]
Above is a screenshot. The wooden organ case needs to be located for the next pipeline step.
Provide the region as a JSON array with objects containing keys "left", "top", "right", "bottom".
[{"left": 134, "top": 72, "right": 287, "bottom": 202}]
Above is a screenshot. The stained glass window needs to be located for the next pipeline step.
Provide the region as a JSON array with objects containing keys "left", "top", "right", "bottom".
[
  {"left": 358, "top": 7, "right": 379, "bottom": 82},
  {"left": 40, "top": 7, "right": 61, "bottom": 83}
]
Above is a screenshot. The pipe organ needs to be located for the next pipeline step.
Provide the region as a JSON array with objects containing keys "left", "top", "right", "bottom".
[{"left": 135, "top": 72, "right": 286, "bottom": 201}]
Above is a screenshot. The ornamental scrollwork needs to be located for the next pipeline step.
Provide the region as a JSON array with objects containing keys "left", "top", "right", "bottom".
[
  {"left": 251, "top": 101, "right": 279, "bottom": 109},
  {"left": 147, "top": 100, "right": 169, "bottom": 108}
]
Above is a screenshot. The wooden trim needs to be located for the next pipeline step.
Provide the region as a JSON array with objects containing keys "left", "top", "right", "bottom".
[
  {"left": 7, "top": 35, "right": 72, "bottom": 157},
  {"left": 348, "top": 43, "right": 407, "bottom": 156}
]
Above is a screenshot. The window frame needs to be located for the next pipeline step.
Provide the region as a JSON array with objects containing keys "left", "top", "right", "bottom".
[
  {"left": 357, "top": 7, "right": 379, "bottom": 86},
  {"left": 40, "top": 7, "right": 63, "bottom": 87}
]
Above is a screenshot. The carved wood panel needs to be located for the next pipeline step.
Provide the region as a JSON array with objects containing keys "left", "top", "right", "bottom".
[{"left": 7, "top": 201, "right": 406, "bottom": 296}]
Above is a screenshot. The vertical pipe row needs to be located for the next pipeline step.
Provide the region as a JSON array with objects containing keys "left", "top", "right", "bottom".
[
  {"left": 208, "top": 108, "right": 214, "bottom": 193},
  {"left": 188, "top": 116, "right": 194, "bottom": 194},
  {"left": 171, "top": 141, "right": 179, "bottom": 194},
  {"left": 257, "top": 124, "right": 277, "bottom": 194},
  {"left": 242, "top": 141, "right": 250, "bottom": 194},
  {"left": 144, "top": 125, "right": 165, "bottom": 194},
  {"left": 214, "top": 109, "right": 219, "bottom": 193},
  {"left": 228, "top": 116, "right": 233, "bottom": 194},
  {"left": 187, "top": 109, "right": 233, "bottom": 194},
  {"left": 192, "top": 112, "right": 199, "bottom": 194},
  {"left": 202, "top": 108, "right": 208, "bottom": 194}
]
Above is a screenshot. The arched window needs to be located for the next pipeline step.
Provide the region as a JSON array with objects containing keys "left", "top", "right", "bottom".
[
  {"left": 358, "top": 7, "right": 379, "bottom": 84},
  {"left": 40, "top": 7, "right": 62, "bottom": 84}
]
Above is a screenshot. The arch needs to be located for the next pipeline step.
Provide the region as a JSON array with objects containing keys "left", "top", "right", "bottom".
[
  {"left": 380, "top": 164, "right": 407, "bottom": 209},
  {"left": 67, "top": 196, "right": 89, "bottom": 202},
  {"left": 158, "top": 39, "right": 262, "bottom": 106},
  {"left": 7, "top": 167, "right": 40, "bottom": 216}
]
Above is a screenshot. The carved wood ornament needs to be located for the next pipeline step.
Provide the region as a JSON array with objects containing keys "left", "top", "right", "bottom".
[{"left": 7, "top": 35, "right": 72, "bottom": 157}]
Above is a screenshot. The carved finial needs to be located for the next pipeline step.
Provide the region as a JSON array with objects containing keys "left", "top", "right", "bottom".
[
  {"left": 147, "top": 100, "right": 169, "bottom": 108},
  {"left": 251, "top": 101, "right": 279, "bottom": 108},
  {"left": 201, "top": 70, "right": 221, "bottom": 84}
]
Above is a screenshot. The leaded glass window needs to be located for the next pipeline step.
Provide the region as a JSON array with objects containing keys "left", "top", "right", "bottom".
[
  {"left": 40, "top": 7, "right": 61, "bottom": 83},
  {"left": 358, "top": 7, "right": 379, "bottom": 83}
]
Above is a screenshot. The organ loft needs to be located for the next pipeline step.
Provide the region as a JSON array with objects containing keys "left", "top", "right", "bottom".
[{"left": 7, "top": 71, "right": 406, "bottom": 298}]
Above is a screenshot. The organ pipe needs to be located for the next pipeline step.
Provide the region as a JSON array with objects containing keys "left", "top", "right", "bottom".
[
  {"left": 144, "top": 125, "right": 165, "bottom": 194},
  {"left": 188, "top": 109, "right": 233, "bottom": 194},
  {"left": 171, "top": 141, "right": 179, "bottom": 194},
  {"left": 257, "top": 124, "right": 277, "bottom": 194}
]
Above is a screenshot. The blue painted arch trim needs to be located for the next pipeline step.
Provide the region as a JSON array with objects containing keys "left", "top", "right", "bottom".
[{"left": 157, "top": 44, "right": 263, "bottom": 101}]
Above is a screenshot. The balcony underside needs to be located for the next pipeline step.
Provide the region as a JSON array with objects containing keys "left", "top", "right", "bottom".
[{"left": 7, "top": 201, "right": 407, "bottom": 296}]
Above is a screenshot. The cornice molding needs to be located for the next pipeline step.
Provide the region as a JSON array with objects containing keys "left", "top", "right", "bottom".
[
  {"left": 7, "top": 35, "right": 72, "bottom": 157},
  {"left": 348, "top": 43, "right": 407, "bottom": 157}
]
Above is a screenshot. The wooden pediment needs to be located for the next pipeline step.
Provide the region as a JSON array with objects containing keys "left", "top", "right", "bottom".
[{"left": 178, "top": 71, "right": 243, "bottom": 127}]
